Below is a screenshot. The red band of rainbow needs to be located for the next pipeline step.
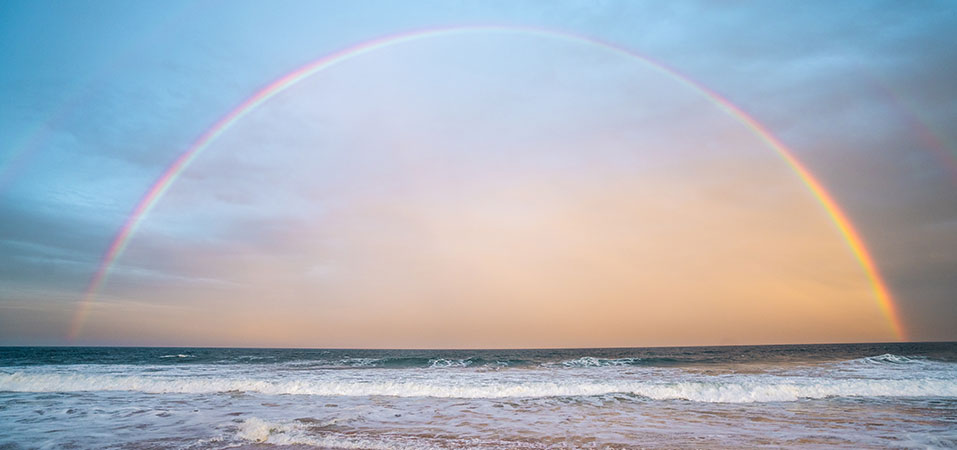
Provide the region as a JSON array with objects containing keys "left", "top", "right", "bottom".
[{"left": 68, "top": 25, "right": 907, "bottom": 341}]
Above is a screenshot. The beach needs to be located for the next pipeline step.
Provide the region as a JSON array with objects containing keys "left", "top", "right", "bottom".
[{"left": 1, "top": 342, "right": 955, "bottom": 448}]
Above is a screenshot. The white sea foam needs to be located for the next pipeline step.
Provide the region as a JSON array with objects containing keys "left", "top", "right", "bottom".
[
  {"left": 2, "top": 371, "right": 955, "bottom": 402},
  {"left": 234, "top": 417, "right": 526, "bottom": 450},
  {"left": 428, "top": 358, "right": 472, "bottom": 368},
  {"left": 159, "top": 354, "right": 193, "bottom": 358},
  {"left": 827, "top": 354, "right": 957, "bottom": 380},
  {"left": 860, "top": 353, "right": 921, "bottom": 364},
  {"left": 557, "top": 357, "right": 643, "bottom": 367},
  {"left": 235, "top": 417, "right": 416, "bottom": 449},
  {"left": 236, "top": 417, "right": 273, "bottom": 443}
]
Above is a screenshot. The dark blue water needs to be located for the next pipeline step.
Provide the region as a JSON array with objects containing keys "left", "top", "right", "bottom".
[{"left": 4, "top": 341, "right": 956, "bottom": 367}]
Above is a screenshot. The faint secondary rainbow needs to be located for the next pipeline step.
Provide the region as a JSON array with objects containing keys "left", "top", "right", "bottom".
[
  {"left": 67, "top": 25, "right": 907, "bottom": 341},
  {"left": 1, "top": 2, "right": 199, "bottom": 195},
  {"left": 870, "top": 78, "right": 957, "bottom": 183}
]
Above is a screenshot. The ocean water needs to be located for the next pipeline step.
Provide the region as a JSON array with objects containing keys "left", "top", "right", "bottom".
[{"left": 1, "top": 343, "right": 956, "bottom": 449}]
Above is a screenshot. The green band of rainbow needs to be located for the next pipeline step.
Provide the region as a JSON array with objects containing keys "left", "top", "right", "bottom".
[{"left": 67, "top": 25, "right": 907, "bottom": 341}]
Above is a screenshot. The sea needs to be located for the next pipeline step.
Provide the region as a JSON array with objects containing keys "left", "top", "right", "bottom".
[{"left": 1, "top": 343, "right": 955, "bottom": 449}]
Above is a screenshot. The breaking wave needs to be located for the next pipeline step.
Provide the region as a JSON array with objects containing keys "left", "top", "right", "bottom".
[
  {"left": 858, "top": 354, "right": 923, "bottom": 365},
  {"left": 238, "top": 417, "right": 419, "bottom": 450},
  {"left": 235, "top": 417, "right": 517, "bottom": 450},
  {"left": 552, "top": 356, "right": 681, "bottom": 367},
  {"left": 279, "top": 356, "right": 529, "bottom": 369},
  {"left": 2, "top": 371, "right": 955, "bottom": 403}
]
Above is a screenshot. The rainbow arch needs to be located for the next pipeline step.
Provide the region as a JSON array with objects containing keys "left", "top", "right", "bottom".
[
  {"left": 67, "top": 25, "right": 907, "bottom": 341},
  {"left": 869, "top": 77, "right": 957, "bottom": 183}
]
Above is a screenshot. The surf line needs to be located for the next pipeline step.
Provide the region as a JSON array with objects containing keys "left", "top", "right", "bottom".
[{"left": 67, "top": 24, "right": 907, "bottom": 341}]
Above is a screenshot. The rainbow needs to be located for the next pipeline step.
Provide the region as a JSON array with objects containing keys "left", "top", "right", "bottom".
[
  {"left": 67, "top": 25, "right": 907, "bottom": 341},
  {"left": 0, "top": 3, "right": 198, "bottom": 195},
  {"left": 869, "top": 78, "right": 957, "bottom": 183}
]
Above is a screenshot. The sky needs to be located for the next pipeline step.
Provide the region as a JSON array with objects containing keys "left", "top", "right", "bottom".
[{"left": 0, "top": 0, "right": 954, "bottom": 348}]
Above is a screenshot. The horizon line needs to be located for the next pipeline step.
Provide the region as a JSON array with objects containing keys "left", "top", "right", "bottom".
[{"left": 4, "top": 339, "right": 950, "bottom": 352}]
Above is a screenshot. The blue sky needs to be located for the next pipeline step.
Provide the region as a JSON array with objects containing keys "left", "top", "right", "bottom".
[{"left": 1, "top": 0, "right": 955, "bottom": 346}]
